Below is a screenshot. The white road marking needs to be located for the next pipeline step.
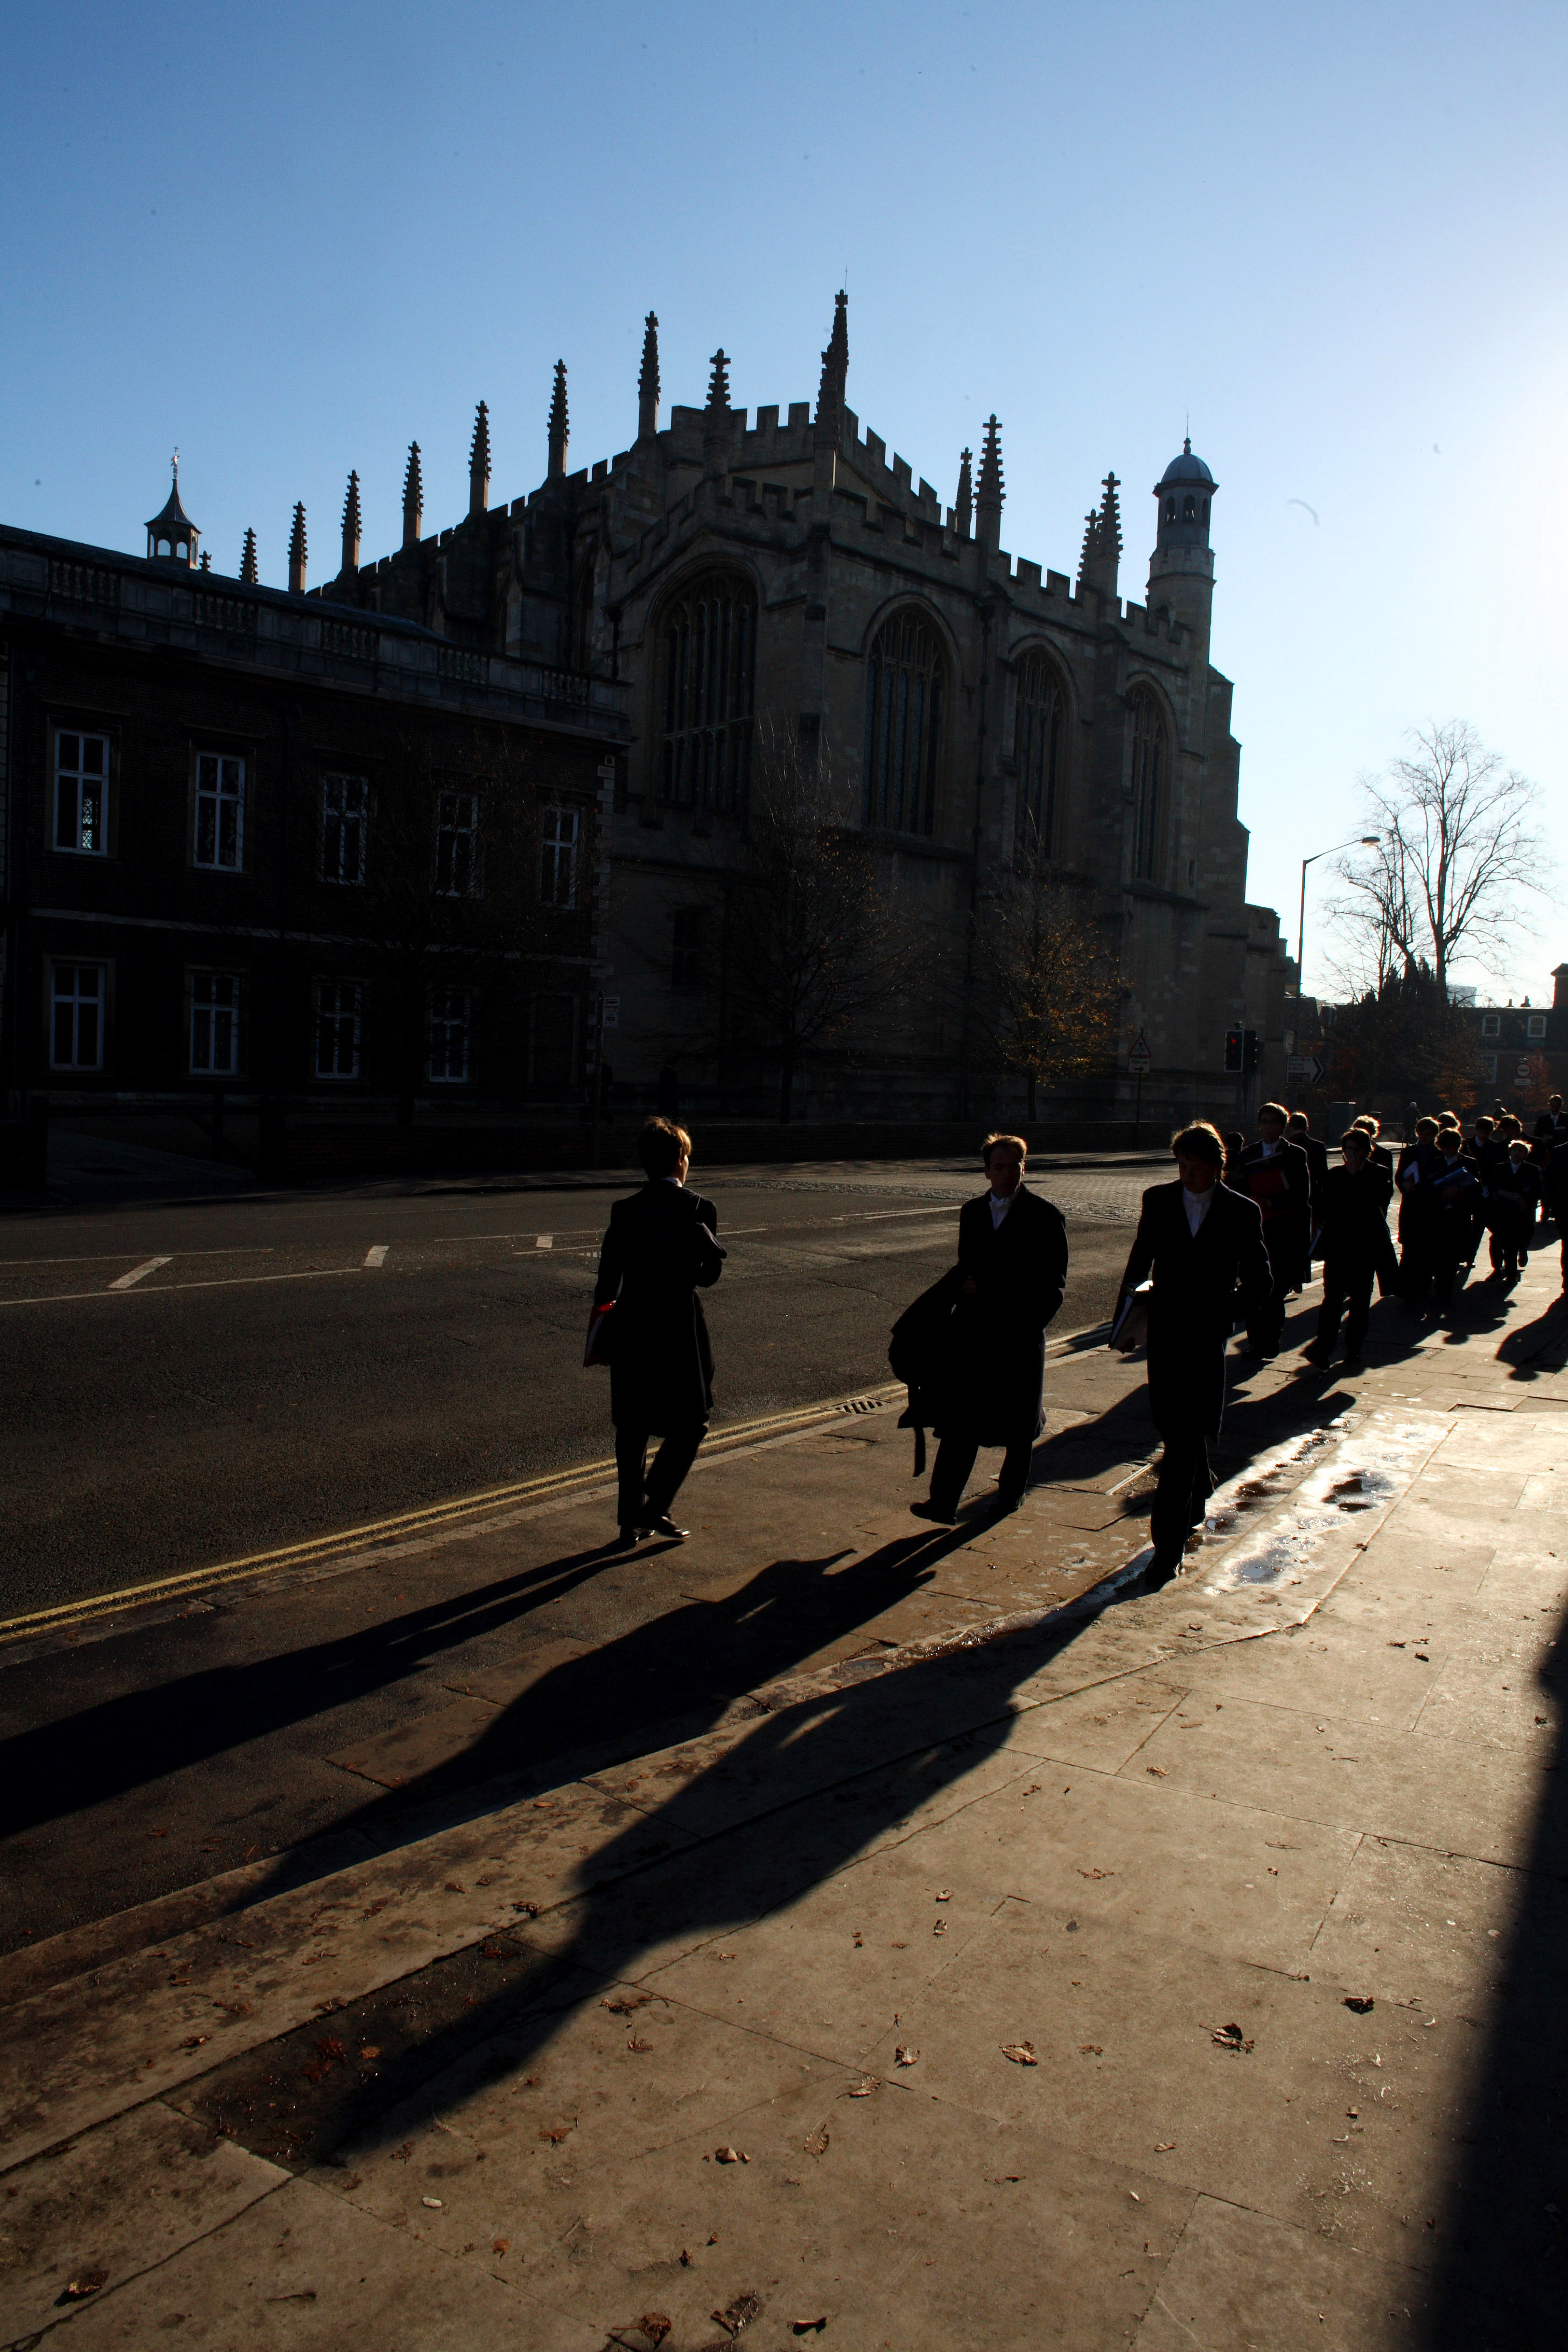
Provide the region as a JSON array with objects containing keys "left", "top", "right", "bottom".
[
  {"left": 535, "top": 1234, "right": 553, "bottom": 1249},
  {"left": 107, "top": 1256, "right": 172, "bottom": 1291},
  {"left": 364, "top": 1245, "right": 389, "bottom": 1268}
]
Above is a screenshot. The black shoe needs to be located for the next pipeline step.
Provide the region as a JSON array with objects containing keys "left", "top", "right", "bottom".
[
  {"left": 991, "top": 1489, "right": 1026, "bottom": 1516},
  {"left": 618, "top": 1524, "right": 645, "bottom": 1549},
  {"left": 910, "top": 1499, "right": 959, "bottom": 1524},
  {"left": 1301, "top": 1342, "right": 1333, "bottom": 1367},
  {"left": 639, "top": 1515, "right": 689, "bottom": 1541},
  {"left": 1143, "top": 1548, "right": 1185, "bottom": 1590}
]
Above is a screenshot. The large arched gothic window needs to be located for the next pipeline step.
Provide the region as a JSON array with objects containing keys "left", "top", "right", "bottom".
[
  {"left": 1129, "top": 689, "right": 1167, "bottom": 882},
  {"left": 660, "top": 572, "right": 756, "bottom": 813},
  {"left": 863, "top": 610, "right": 943, "bottom": 835},
  {"left": 1014, "top": 652, "right": 1066, "bottom": 855}
]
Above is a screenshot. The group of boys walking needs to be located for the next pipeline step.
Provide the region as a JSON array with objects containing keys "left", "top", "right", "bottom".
[{"left": 588, "top": 1097, "right": 1566, "bottom": 1606}]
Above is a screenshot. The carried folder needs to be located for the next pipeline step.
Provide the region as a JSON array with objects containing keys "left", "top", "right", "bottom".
[{"left": 1109, "top": 1280, "right": 1153, "bottom": 1354}]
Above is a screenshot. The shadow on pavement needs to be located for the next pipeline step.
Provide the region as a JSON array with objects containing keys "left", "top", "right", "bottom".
[
  {"left": 177, "top": 1564, "right": 1132, "bottom": 2173},
  {"left": 1419, "top": 1584, "right": 1568, "bottom": 2348}
]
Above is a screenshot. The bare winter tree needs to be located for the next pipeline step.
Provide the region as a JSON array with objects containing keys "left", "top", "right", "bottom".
[
  {"left": 726, "top": 721, "right": 908, "bottom": 1123},
  {"left": 970, "top": 822, "right": 1121, "bottom": 1118},
  {"left": 1329, "top": 721, "right": 1546, "bottom": 993}
]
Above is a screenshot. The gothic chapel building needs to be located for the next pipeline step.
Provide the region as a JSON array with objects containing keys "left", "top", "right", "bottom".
[{"left": 320, "top": 295, "right": 1290, "bottom": 1118}]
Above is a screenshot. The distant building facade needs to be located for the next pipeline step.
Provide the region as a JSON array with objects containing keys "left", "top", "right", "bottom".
[
  {"left": 313, "top": 297, "right": 1291, "bottom": 1119},
  {"left": 1457, "top": 967, "right": 1568, "bottom": 1104},
  {"left": 0, "top": 486, "right": 627, "bottom": 1121}
]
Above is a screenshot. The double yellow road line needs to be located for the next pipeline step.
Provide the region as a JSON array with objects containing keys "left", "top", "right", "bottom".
[{"left": 0, "top": 1387, "right": 901, "bottom": 1649}]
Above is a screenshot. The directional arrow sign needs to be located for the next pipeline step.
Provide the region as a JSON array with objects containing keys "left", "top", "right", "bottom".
[
  {"left": 1127, "top": 1030, "right": 1152, "bottom": 1075},
  {"left": 1286, "top": 1053, "right": 1325, "bottom": 1084}
]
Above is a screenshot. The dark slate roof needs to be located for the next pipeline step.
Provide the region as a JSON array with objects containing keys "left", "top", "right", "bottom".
[
  {"left": 146, "top": 475, "right": 198, "bottom": 535},
  {"left": 1157, "top": 438, "right": 1215, "bottom": 489}
]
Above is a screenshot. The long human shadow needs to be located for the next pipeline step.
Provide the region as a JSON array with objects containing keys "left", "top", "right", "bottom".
[
  {"left": 183, "top": 1560, "right": 1136, "bottom": 2172},
  {"left": 3, "top": 1330, "right": 1361, "bottom": 1854},
  {"left": 0, "top": 1520, "right": 974, "bottom": 1845},
  {"left": 1418, "top": 1583, "right": 1568, "bottom": 2346}
]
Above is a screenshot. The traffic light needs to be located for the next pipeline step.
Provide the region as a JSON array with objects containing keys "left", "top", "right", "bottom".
[{"left": 1223, "top": 1027, "right": 1258, "bottom": 1075}]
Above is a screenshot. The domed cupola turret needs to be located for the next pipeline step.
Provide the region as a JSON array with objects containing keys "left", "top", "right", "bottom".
[
  {"left": 146, "top": 456, "right": 200, "bottom": 568},
  {"left": 1147, "top": 436, "right": 1216, "bottom": 645}
]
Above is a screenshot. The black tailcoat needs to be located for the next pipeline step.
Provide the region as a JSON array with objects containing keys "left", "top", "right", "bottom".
[
  {"left": 1118, "top": 1180, "right": 1271, "bottom": 1440},
  {"left": 593, "top": 1182, "right": 724, "bottom": 1431},
  {"left": 1317, "top": 1164, "right": 1392, "bottom": 1269},
  {"left": 1235, "top": 1136, "right": 1313, "bottom": 1291},
  {"left": 935, "top": 1187, "right": 1068, "bottom": 1448}
]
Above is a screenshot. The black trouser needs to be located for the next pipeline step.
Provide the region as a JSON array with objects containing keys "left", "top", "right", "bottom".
[
  {"left": 1247, "top": 1229, "right": 1298, "bottom": 1354},
  {"left": 1432, "top": 1236, "right": 1470, "bottom": 1311},
  {"left": 930, "top": 1433, "right": 1033, "bottom": 1514},
  {"left": 615, "top": 1421, "right": 706, "bottom": 1526},
  {"left": 1151, "top": 1432, "right": 1213, "bottom": 1560},
  {"left": 1374, "top": 1227, "right": 1402, "bottom": 1298},
  {"left": 1317, "top": 1259, "right": 1374, "bottom": 1359}
]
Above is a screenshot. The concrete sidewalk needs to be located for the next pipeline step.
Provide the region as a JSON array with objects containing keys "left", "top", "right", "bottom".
[{"left": 3, "top": 1258, "right": 1567, "bottom": 2349}]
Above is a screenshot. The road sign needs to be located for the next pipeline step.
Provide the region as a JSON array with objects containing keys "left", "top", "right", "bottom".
[
  {"left": 1127, "top": 1030, "right": 1151, "bottom": 1076},
  {"left": 601, "top": 996, "right": 620, "bottom": 1030},
  {"left": 1515, "top": 1056, "right": 1532, "bottom": 1083},
  {"left": 1287, "top": 1054, "right": 1326, "bottom": 1084}
]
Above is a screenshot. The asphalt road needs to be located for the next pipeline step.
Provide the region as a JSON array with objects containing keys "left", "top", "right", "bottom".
[{"left": 0, "top": 1157, "right": 1156, "bottom": 1620}]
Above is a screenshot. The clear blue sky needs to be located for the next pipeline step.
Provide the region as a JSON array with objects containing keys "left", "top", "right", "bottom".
[{"left": 3, "top": 0, "right": 1564, "bottom": 1001}]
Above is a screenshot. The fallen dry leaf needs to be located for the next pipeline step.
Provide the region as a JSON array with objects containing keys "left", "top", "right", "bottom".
[
  {"left": 1344, "top": 1996, "right": 1375, "bottom": 2014},
  {"left": 179, "top": 2034, "right": 210, "bottom": 2050},
  {"left": 444, "top": 1880, "right": 465, "bottom": 1893},
  {"left": 680, "top": 2249, "right": 694, "bottom": 2266},
  {"left": 894, "top": 2045, "right": 919, "bottom": 2066},
  {"left": 804, "top": 2125, "right": 830, "bottom": 2157},
  {"left": 1079, "top": 2043, "right": 1103, "bottom": 2056},
  {"left": 713, "top": 2145, "right": 748, "bottom": 2164},
  {"left": 61, "top": 2271, "right": 108, "bottom": 2300},
  {"left": 1001, "top": 2042, "right": 1039, "bottom": 2066},
  {"left": 540, "top": 2125, "right": 574, "bottom": 2145},
  {"left": 934, "top": 1889, "right": 951, "bottom": 1902},
  {"left": 932, "top": 1919, "right": 948, "bottom": 1936},
  {"left": 628, "top": 2036, "right": 653, "bottom": 2053},
  {"left": 792, "top": 2322, "right": 828, "bottom": 2336},
  {"left": 512, "top": 1900, "right": 540, "bottom": 1917},
  {"left": 1155, "top": 2141, "right": 1176, "bottom": 2152},
  {"left": 639, "top": 2316, "right": 673, "bottom": 2347},
  {"left": 712, "top": 2291, "right": 761, "bottom": 2335},
  {"left": 492, "top": 2238, "right": 510, "bottom": 2256},
  {"left": 1145, "top": 1765, "right": 1167, "bottom": 1779},
  {"left": 358, "top": 2046, "right": 382, "bottom": 2062},
  {"left": 852, "top": 1932, "right": 863, "bottom": 1948},
  {"left": 1077, "top": 1868, "right": 1114, "bottom": 1880},
  {"left": 844, "top": 2076, "right": 878, "bottom": 2098},
  {"left": 604, "top": 1992, "right": 652, "bottom": 2016},
  {"left": 1211, "top": 2023, "right": 1255, "bottom": 2053},
  {"left": 422, "top": 2196, "right": 444, "bottom": 2209}
]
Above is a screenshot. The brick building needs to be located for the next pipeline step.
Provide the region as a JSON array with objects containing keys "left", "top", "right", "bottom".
[
  {"left": 313, "top": 295, "right": 1292, "bottom": 1121},
  {"left": 1458, "top": 969, "right": 1568, "bottom": 1105},
  {"left": 0, "top": 481, "right": 627, "bottom": 1127}
]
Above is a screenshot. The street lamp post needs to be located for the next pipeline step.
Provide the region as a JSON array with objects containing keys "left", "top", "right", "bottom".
[{"left": 1290, "top": 835, "right": 1380, "bottom": 1109}]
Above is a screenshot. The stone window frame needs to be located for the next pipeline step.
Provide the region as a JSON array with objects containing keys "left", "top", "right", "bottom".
[
  {"left": 321, "top": 773, "right": 370, "bottom": 886},
  {"left": 1011, "top": 646, "right": 1070, "bottom": 859},
  {"left": 862, "top": 602, "right": 948, "bottom": 840},
  {"left": 1126, "top": 683, "right": 1171, "bottom": 886},
  {"left": 51, "top": 723, "right": 115, "bottom": 859},
  {"left": 188, "top": 968, "right": 243, "bottom": 1077},
  {"left": 47, "top": 956, "right": 111, "bottom": 1072},
  {"left": 315, "top": 978, "right": 364, "bottom": 1081},
  {"left": 428, "top": 985, "right": 471, "bottom": 1084},
  {"left": 656, "top": 568, "right": 758, "bottom": 816}
]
